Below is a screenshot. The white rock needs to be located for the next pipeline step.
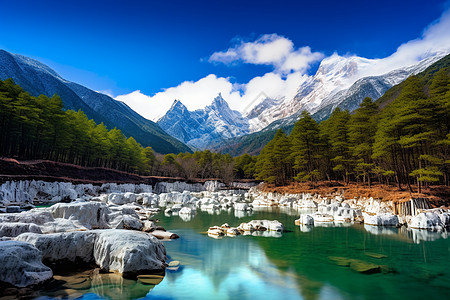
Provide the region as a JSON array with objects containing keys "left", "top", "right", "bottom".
[
  {"left": 179, "top": 207, "right": 195, "bottom": 215},
  {"left": 296, "top": 199, "right": 318, "bottom": 209},
  {"left": 238, "top": 222, "right": 254, "bottom": 231},
  {"left": 410, "top": 212, "right": 445, "bottom": 231},
  {"left": 16, "top": 231, "right": 96, "bottom": 264},
  {"left": 234, "top": 203, "right": 249, "bottom": 211},
  {"left": 108, "top": 193, "right": 125, "bottom": 205},
  {"left": 40, "top": 218, "right": 86, "bottom": 234},
  {"left": 50, "top": 202, "right": 109, "bottom": 229},
  {"left": 0, "top": 210, "right": 54, "bottom": 225},
  {"left": 248, "top": 220, "right": 284, "bottom": 232},
  {"left": 0, "top": 222, "right": 42, "bottom": 237},
  {"left": 438, "top": 212, "right": 450, "bottom": 228},
  {"left": 94, "top": 230, "right": 166, "bottom": 274},
  {"left": 296, "top": 214, "right": 314, "bottom": 225},
  {"left": 0, "top": 240, "right": 53, "bottom": 287},
  {"left": 312, "top": 213, "right": 334, "bottom": 223},
  {"left": 363, "top": 213, "right": 399, "bottom": 226},
  {"left": 142, "top": 220, "right": 156, "bottom": 232},
  {"left": 16, "top": 229, "right": 166, "bottom": 275},
  {"left": 207, "top": 227, "right": 224, "bottom": 236},
  {"left": 227, "top": 228, "right": 240, "bottom": 236}
]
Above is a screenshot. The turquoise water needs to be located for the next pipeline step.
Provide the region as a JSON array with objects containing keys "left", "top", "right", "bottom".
[{"left": 38, "top": 208, "right": 450, "bottom": 300}]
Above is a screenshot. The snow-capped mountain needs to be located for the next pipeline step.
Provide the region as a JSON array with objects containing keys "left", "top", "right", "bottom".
[
  {"left": 159, "top": 52, "right": 446, "bottom": 150},
  {"left": 0, "top": 50, "right": 190, "bottom": 154},
  {"left": 246, "top": 53, "right": 446, "bottom": 130},
  {"left": 157, "top": 94, "right": 249, "bottom": 149}
]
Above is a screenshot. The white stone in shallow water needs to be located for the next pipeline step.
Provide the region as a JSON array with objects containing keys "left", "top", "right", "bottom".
[
  {"left": 93, "top": 230, "right": 166, "bottom": 274},
  {"left": 409, "top": 212, "right": 445, "bottom": 231},
  {"left": 295, "top": 214, "right": 314, "bottom": 225},
  {"left": 50, "top": 202, "right": 109, "bottom": 229},
  {"left": 227, "top": 227, "right": 240, "bottom": 236},
  {"left": 234, "top": 203, "right": 250, "bottom": 211},
  {"left": 363, "top": 213, "right": 399, "bottom": 226},
  {"left": 312, "top": 213, "right": 334, "bottom": 223},
  {"left": 16, "top": 231, "right": 96, "bottom": 264},
  {"left": 179, "top": 207, "right": 195, "bottom": 215},
  {"left": 0, "top": 240, "right": 53, "bottom": 287},
  {"left": 0, "top": 222, "right": 42, "bottom": 237},
  {"left": 15, "top": 229, "right": 166, "bottom": 275}
]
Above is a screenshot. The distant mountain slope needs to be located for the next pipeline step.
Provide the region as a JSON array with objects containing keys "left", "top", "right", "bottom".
[
  {"left": 158, "top": 94, "right": 250, "bottom": 149},
  {"left": 214, "top": 53, "right": 450, "bottom": 156},
  {"left": 0, "top": 50, "right": 190, "bottom": 154}
]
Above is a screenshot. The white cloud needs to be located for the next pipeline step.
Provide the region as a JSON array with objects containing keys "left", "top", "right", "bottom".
[
  {"left": 116, "top": 75, "right": 242, "bottom": 121},
  {"left": 209, "top": 34, "right": 324, "bottom": 74},
  {"left": 357, "top": 9, "right": 450, "bottom": 76},
  {"left": 117, "top": 9, "right": 450, "bottom": 122}
]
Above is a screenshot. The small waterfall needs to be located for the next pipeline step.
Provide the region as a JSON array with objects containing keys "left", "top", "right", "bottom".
[{"left": 394, "top": 198, "right": 433, "bottom": 216}]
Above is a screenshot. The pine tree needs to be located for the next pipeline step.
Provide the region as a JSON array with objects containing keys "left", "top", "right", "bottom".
[{"left": 290, "top": 110, "right": 322, "bottom": 182}]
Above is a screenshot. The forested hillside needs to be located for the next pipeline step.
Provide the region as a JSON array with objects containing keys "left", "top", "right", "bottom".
[
  {"left": 254, "top": 69, "right": 449, "bottom": 191},
  {"left": 0, "top": 50, "right": 190, "bottom": 154},
  {"left": 0, "top": 78, "right": 157, "bottom": 173},
  {"left": 214, "top": 54, "right": 450, "bottom": 157}
]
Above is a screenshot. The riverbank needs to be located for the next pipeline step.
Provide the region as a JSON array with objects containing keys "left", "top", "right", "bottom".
[
  {"left": 0, "top": 177, "right": 449, "bottom": 296},
  {"left": 260, "top": 181, "right": 450, "bottom": 208}
]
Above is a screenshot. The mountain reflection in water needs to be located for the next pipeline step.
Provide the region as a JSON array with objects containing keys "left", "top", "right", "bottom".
[{"left": 36, "top": 208, "right": 449, "bottom": 300}]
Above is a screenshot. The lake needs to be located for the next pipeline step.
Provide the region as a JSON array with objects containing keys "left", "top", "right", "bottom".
[{"left": 36, "top": 207, "right": 450, "bottom": 300}]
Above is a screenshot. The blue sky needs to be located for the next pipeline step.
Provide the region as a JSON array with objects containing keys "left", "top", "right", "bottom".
[{"left": 1, "top": 0, "right": 450, "bottom": 119}]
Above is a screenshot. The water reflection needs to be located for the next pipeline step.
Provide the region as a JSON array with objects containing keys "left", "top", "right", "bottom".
[
  {"left": 363, "top": 224, "right": 398, "bottom": 235},
  {"left": 148, "top": 229, "right": 304, "bottom": 300},
  {"left": 363, "top": 223, "right": 449, "bottom": 244},
  {"left": 36, "top": 207, "right": 450, "bottom": 300}
]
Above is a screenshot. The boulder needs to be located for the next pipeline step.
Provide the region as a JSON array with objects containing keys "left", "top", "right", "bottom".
[
  {"left": 39, "top": 218, "right": 86, "bottom": 234},
  {"left": 227, "top": 228, "right": 240, "bottom": 236},
  {"left": 312, "top": 213, "right": 334, "bottom": 223},
  {"left": 50, "top": 202, "right": 109, "bottom": 229},
  {"left": 296, "top": 199, "right": 318, "bottom": 209},
  {"left": 142, "top": 221, "right": 156, "bottom": 232},
  {"left": 0, "top": 222, "right": 42, "bottom": 237},
  {"left": 409, "top": 212, "right": 444, "bottom": 231},
  {"left": 363, "top": 213, "right": 399, "bottom": 226},
  {"left": 179, "top": 207, "right": 195, "bottom": 215},
  {"left": 16, "top": 231, "right": 96, "bottom": 264},
  {"left": 0, "top": 210, "right": 54, "bottom": 225},
  {"left": 295, "top": 214, "right": 314, "bottom": 226},
  {"left": 0, "top": 240, "right": 53, "bottom": 287},
  {"left": 93, "top": 230, "right": 166, "bottom": 275},
  {"left": 234, "top": 203, "right": 250, "bottom": 211},
  {"left": 207, "top": 227, "right": 224, "bottom": 236},
  {"left": 150, "top": 230, "right": 179, "bottom": 240},
  {"left": 16, "top": 229, "right": 167, "bottom": 276},
  {"left": 108, "top": 193, "right": 126, "bottom": 205}
]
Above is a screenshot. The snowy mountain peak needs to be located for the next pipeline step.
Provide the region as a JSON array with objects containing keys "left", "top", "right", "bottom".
[
  {"left": 210, "top": 93, "right": 229, "bottom": 110},
  {"left": 158, "top": 94, "right": 250, "bottom": 149},
  {"left": 169, "top": 99, "right": 187, "bottom": 111}
]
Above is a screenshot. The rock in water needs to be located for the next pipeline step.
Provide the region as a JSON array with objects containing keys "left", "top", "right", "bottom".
[
  {"left": 137, "top": 274, "right": 165, "bottom": 285},
  {"left": 16, "top": 231, "right": 96, "bottom": 264},
  {"left": 329, "top": 256, "right": 383, "bottom": 274},
  {"left": 16, "top": 229, "right": 167, "bottom": 276},
  {"left": 94, "top": 230, "right": 166, "bottom": 275},
  {"left": 349, "top": 261, "right": 381, "bottom": 274},
  {"left": 363, "top": 213, "right": 399, "bottom": 226},
  {"left": 410, "top": 212, "right": 445, "bottom": 231},
  {"left": 0, "top": 240, "right": 53, "bottom": 287}
]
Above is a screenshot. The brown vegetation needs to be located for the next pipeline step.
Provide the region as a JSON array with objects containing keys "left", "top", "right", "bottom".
[{"left": 261, "top": 181, "right": 449, "bottom": 207}]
